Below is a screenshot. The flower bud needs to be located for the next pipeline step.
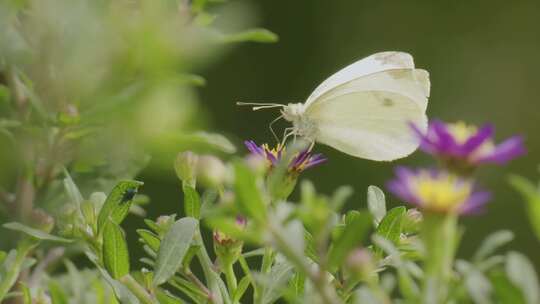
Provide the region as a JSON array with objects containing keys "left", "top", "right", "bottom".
[
  {"left": 196, "top": 155, "right": 226, "bottom": 189},
  {"left": 156, "top": 215, "right": 175, "bottom": 237},
  {"left": 28, "top": 209, "right": 55, "bottom": 234},
  {"left": 346, "top": 248, "right": 374, "bottom": 282},
  {"left": 175, "top": 151, "right": 199, "bottom": 187},
  {"left": 402, "top": 208, "right": 423, "bottom": 234},
  {"left": 213, "top": 216, "right": 246, "bottom": 266}
]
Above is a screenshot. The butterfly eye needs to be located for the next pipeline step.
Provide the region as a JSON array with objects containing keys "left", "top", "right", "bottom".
[{"left": 121, "top": 188, "right": 137, "bottom": 203}]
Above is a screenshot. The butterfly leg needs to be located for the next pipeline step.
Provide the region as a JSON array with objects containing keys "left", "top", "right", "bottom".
[
  {"left": 268, "top": 115, "right": 283, "bottom": 144},
  {"left": 281, "top": 127, "right": 294, "bottom": 146}
]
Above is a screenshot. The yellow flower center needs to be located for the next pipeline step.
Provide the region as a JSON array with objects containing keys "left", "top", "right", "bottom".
[
  {"left": 413, "top": 172, "right": 472, "bottom": 212},
  {"left": 447, "top": 122, "right": 495, "bottom": 159},
  {"left": 447, "top": 121, "right": 477, "bottom": 144}
]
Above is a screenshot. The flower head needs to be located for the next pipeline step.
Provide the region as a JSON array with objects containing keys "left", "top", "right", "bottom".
[
  {"left": 412, "top": 120, "right": 525, "bottom": 170},
  {"left": 387, "top": 167, "right": 491, "bottom": 215},
  {"left": 244, "top": 140, "right": 326, "bottom": 174}
]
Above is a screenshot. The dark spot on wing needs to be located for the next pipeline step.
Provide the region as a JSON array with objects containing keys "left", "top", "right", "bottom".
[{"left": 382, "top": 98, "right": 394, "bottom": 107}]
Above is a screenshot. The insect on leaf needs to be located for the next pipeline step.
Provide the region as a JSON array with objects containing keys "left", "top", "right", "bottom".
[{"left": 97, "top": 180, "right": 143, "bottom": 233}]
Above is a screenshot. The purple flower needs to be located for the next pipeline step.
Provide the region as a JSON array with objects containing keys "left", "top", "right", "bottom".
[
  {"left": 387, "top": 167, "right": 491, "bottom": 215},
  {"left": 244, "top": 140, "right": 326, "bottom": 174},
  {"left": 412, "top": 120, "right": 526, "bottom": 168}
]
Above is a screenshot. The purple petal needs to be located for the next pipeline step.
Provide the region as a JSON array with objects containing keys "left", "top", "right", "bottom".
[
  {"left": 386, "top": 180, "right": 419, "bottom": 206},
  {"left": 244, "top": 140, "right": 264, "bottom": 156},
  {"left": 304, "top": 154, "right": 327, "bottom": 169},
  {"left": 461, "top": 124, "right": 493, "bottom": 155},
  {"left": 431, "top": 120, "right": 458, "bottom": 153},
  {"left": 476, "top": 135, "right": 526, "bottom": 164},
  {"left": 459, "top": 191, "right": 491, "bottom": 215},
  {"left": 410, "top": 122, "right": 435, "bottom": 153}
]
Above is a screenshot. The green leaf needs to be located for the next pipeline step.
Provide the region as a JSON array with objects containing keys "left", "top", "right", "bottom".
[
  {"left": 233, "top": 161, "right": 266, "bottom": 222},
  {"left": 136, "top": 229, "right": 161, "bottom": 252},
  {"left": 474, "top": 230, "right": 514, "bottom": 262},
  {"left": 183, "top": 185, "right": 201, "bottom": 219},
  {"left": 367, "top": 185, "right": 387, "bottom": 226},
  {"left": 2, "top": 222, "right": 73, "bottom": 243},
  {"left": 156, "top": 289, "right": 185, "bottom": 304},
  {"left": 103, "top": 221, "right": 130, "bottom": 279},
  {"left": 490, "top": 270, "right": 526, "bottom": 304},
  {"left": 259, "top": 261, "right": 294, "bottom": 304},
  {"left": 509, "top": 175, "right": 540, "bottom": 241},
  {"left": 506, "top": 251, "right": 540, "bottom": 304},
  {"left": 153, "top": 217, "right": 198, "bottom": 286},
  {"left": 374, "top": 207, "right": 406, "bottom": 257},
  {"left": 20, "top": 283, "right": 31, "bottom": 304},
  {"left": 371, "top": 236, "right": 419, "bottom": 299},
  {"left": 175, "top": 132, "right": 236, "bottom": 154},
  {"left": 63, "top": 169, "right": 84, "bottom": 209},
  {"left": 223, "top": 28, "right": 279, "bottom": 44},
  {"left": 97, "top": 180, "right": 143, "bottom": 233},
  {"left": 48, "top": 281, "right": 68, "bottom": 304},
  {"left": 456, "top": 260, "right": 492, "bottom": 304},
  {"left": 96, "top": 265, "right": 140, "bottom": 304},
  {"left": 233, "top": 276, "right": 251, "bottom": 303},
  {"left": 327, "top": 211, "right": 372, "bottom": 271}
]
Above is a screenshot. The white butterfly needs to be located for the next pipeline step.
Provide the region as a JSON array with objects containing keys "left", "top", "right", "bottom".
[{"left": 239, "top": 51, "right": 430, "bottom": 161}]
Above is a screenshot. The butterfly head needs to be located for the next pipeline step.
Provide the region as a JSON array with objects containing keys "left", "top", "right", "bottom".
[{"left": 281, "top": 103, "right": 305, "bottom": 122}]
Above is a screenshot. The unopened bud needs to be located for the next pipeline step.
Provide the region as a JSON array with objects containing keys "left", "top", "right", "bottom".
[
  {"left": 156, "top": 215, "right": 175, "bottom": 236},
  {"left": 29, "top": 209, "right": 55, "bottom": 233},
  {"left": 175, "top": 151, "right": 199, "bottom": 187},
  {"left": 213, "top": 216, "right": 247, "bottom": 266},
  {"left": 402, "top": 208, "right": 423, "bottom": 234},
  {"left": 197, "top": 155, "right": 226, "bottom": 189},
  {"left": 57, "top": 104, "right": 80, "bottom": 125},
  {"left": 346, "top": 249, "right": 374, "bottom": 281}
]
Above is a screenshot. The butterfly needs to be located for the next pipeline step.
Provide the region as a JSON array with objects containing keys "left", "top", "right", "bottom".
[{"left": 238, "top": 51, "right": 430, "bottom": 161}]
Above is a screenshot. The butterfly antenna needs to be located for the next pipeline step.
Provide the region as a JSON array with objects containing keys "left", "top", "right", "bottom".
[{"left": 236, "top": 102, "right": 286, "bottom": 111}]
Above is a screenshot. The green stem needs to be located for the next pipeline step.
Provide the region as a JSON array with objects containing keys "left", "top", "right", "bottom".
[
  {"left": 119, "top": 275, "right": 158, "bottom": 304},
  {"left": 195, "top": 232, "right": 224, "bottom": 304},
  {"left": 421, "top": 213, "right": 458, "bottom": 303},
  {"left": 0, "top": 241, "right": 33, "bottom": 301},
  {"left": 224, "top": 262, "right": 237, "bottom": 300}
]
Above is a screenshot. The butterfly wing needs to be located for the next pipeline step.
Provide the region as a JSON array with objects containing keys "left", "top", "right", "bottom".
[
  {"left": 304, "top": 68, "right": 429, "bottom": 161},
  {"left": 305, "top": 51, "right": 417, "bottom": 106}
]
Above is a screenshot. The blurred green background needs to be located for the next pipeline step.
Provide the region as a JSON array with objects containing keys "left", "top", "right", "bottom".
[{"left": 136, "top": 0, "right": 540, "bottom": 268}]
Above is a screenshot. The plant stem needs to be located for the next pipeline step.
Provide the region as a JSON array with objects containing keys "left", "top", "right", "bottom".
[
  {"left": 119, "top": 275, "right": 158, "bottom": 304},
  {"left": 0, "top": 241, "right": 33, "bottom": 301},
  {"left": 224, "top": 263, "right": 237, "bottom": 300},
  {"left": 195, "top": 232, "right": 224, "bottom": 304},
  {"left": 421, "top": 213, "right": 458, "bottom": 303}
]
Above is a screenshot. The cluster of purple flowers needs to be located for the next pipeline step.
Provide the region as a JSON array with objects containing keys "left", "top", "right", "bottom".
[{"left": 388, "top": 120, "right": 525, "bottom": 215}]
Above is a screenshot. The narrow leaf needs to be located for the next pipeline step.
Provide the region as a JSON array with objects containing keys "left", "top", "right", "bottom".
[
  {"left": 153, "top": 217, "right": 198, "bottom": 286},
  {"left": 367, "top": 185, "right": 387, "bottom": 226},
  {"left": 183, "top": 185, "right": 201, "bottom": 219},
  {"left": 103, "top": 221, "right": 130, "bottom": 279},
  {"left": 223, "top": 28, "right": 279, "bottom": 43},
  {"left": 3, "top": 222, "right": 73, "bottom": 243},
  {"left": 474, "top": 230, "right": 514, "bottom": 262},
  {"left": 509, "top": 175, "right": 540, "bottom": 241},
  {"left": 136, "top": 229, "right": 161, "bottom": 252},
  {"left": 506, "top": 251, "right": 540, "bottom": 304}
]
